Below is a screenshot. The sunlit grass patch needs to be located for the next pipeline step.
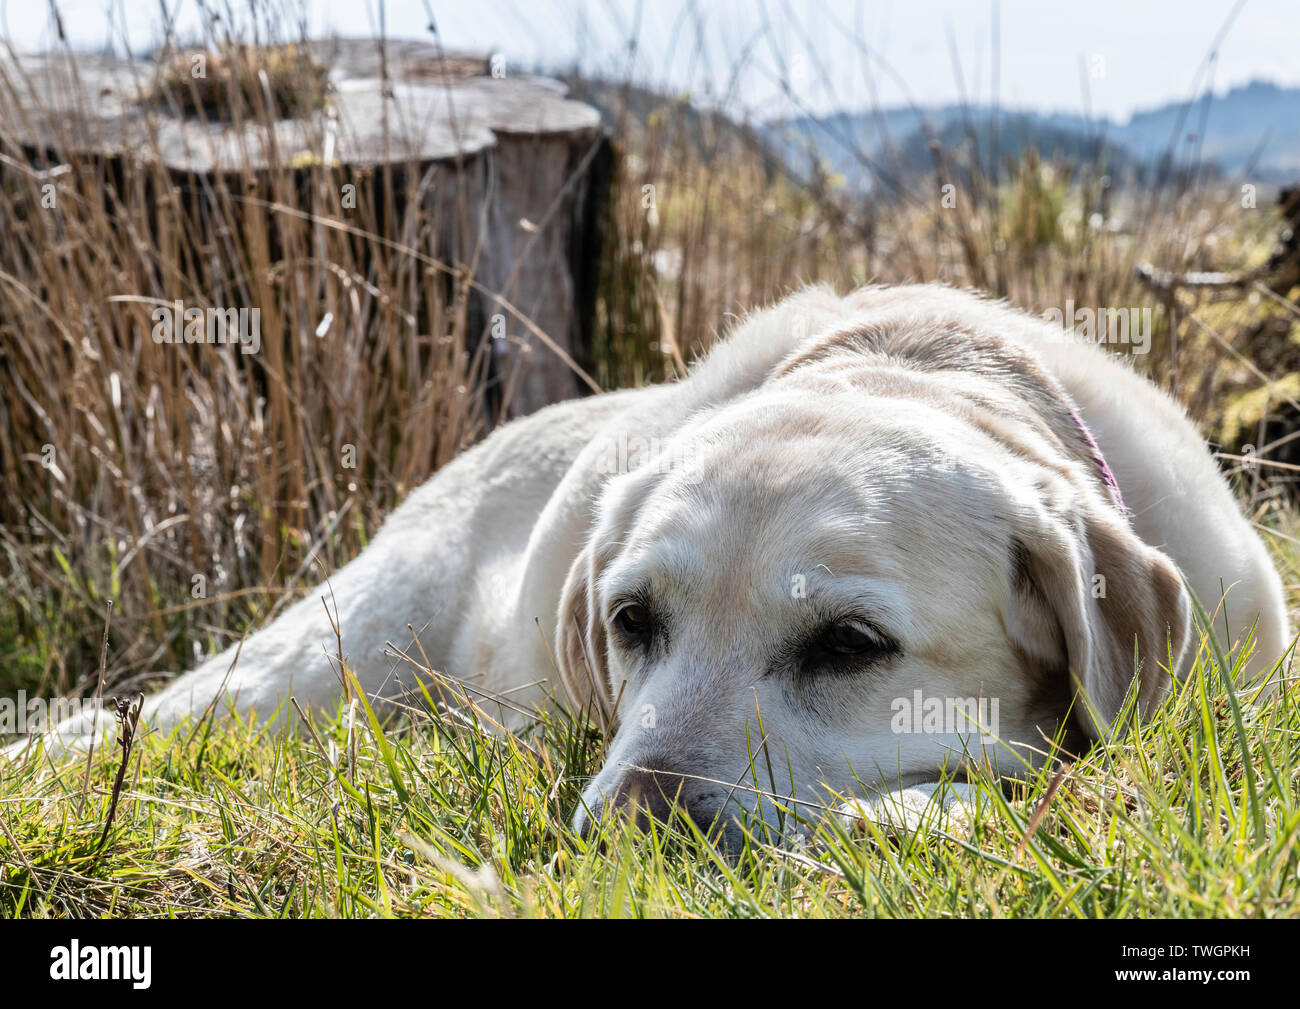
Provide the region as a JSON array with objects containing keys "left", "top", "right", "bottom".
[{"left": 2, "top": 629, "right": 1296, "bottom": 919}]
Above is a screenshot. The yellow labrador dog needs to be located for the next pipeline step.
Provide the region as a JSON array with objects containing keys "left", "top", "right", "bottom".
[{"left": 11, "top": 284, "right": 1289, "bottom": 842}]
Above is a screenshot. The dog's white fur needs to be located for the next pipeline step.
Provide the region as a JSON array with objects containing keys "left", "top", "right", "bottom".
[{"left": 10, "top": 284, "right": 1289, "bottom": 841}]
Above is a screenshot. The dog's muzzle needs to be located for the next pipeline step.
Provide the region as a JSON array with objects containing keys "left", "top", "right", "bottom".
[{"left": 574, "top": 762, "right": 741, "bottom": 848}]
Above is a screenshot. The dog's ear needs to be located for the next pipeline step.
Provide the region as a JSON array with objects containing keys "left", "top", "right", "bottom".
[
  {"left": 1005, "top": 501, "right": 1192, "bottom": 739},
  {"left": 548, "top": 444, "right": 667, "bottom": 734},
  {"left": 556, "top": 530, "right": 619, "bottom": 731}
]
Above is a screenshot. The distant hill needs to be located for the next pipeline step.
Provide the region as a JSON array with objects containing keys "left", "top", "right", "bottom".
[{"left": 768, "top": 80, "right": 1300, "bottom": 190}]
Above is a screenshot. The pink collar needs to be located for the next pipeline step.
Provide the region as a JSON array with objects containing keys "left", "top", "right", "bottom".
[{"left": 1067, "top": 406, "right": 1126, "bottom": 514}]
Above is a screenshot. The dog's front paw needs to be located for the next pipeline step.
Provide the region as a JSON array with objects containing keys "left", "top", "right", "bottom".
[{"left": 839, "top": 782, "right": 975, "bottom": 837}]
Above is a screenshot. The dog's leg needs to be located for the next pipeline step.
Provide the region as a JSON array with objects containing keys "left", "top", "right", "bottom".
[
  {"left": 5, "top": 524, "right": 451, "bottom": 760},
  {"left": 839, "top": 781, "right": 978, "bottom": 836},
  {"left": 5, "top": 393, "right": 638, "bottom": 761}
]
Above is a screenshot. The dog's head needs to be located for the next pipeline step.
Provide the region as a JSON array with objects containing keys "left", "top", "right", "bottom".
[{"left": 557, "top": 318, "right": 1191, "bottom": 846}]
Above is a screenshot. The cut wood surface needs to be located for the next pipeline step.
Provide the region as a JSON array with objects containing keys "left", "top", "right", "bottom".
[{"left": 0, "top": 38, "right": 610, "bottom": 415}]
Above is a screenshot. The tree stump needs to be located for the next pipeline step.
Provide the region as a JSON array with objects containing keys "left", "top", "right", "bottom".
[{"left": 0, "top": 38, "right": 611, "bottom": 417}]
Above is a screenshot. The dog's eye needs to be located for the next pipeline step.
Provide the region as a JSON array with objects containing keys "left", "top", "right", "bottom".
[
  {"left": 803, "top": 621, "right": 898, "bottom": 669},
  {"left": 612, "top": 603, "right": 655, "bottom": 641},
  {"left": 822, "top": 623, "right": 881, "bottom": 655}
]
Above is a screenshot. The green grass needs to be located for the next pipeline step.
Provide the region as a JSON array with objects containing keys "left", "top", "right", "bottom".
[{"left": 2, "top": 623, "right": 1297, "bottom": 918}]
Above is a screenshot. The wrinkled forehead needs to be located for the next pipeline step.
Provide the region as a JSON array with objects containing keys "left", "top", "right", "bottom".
[{"left": 598, "top": 398, "right": 1013, "bottom": 614}]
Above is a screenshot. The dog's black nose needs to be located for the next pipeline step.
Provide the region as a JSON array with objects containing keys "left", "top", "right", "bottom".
[
  {"left": 578, "top": 766, "right": 724, "bottom": 839},
  {"left": 614, "top": 767, "right": 686, "bottom": 824}
]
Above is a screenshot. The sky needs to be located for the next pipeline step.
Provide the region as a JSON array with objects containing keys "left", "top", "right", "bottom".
[{"left": 3, "top": 0, "right": 1298, "bottom": 122}]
